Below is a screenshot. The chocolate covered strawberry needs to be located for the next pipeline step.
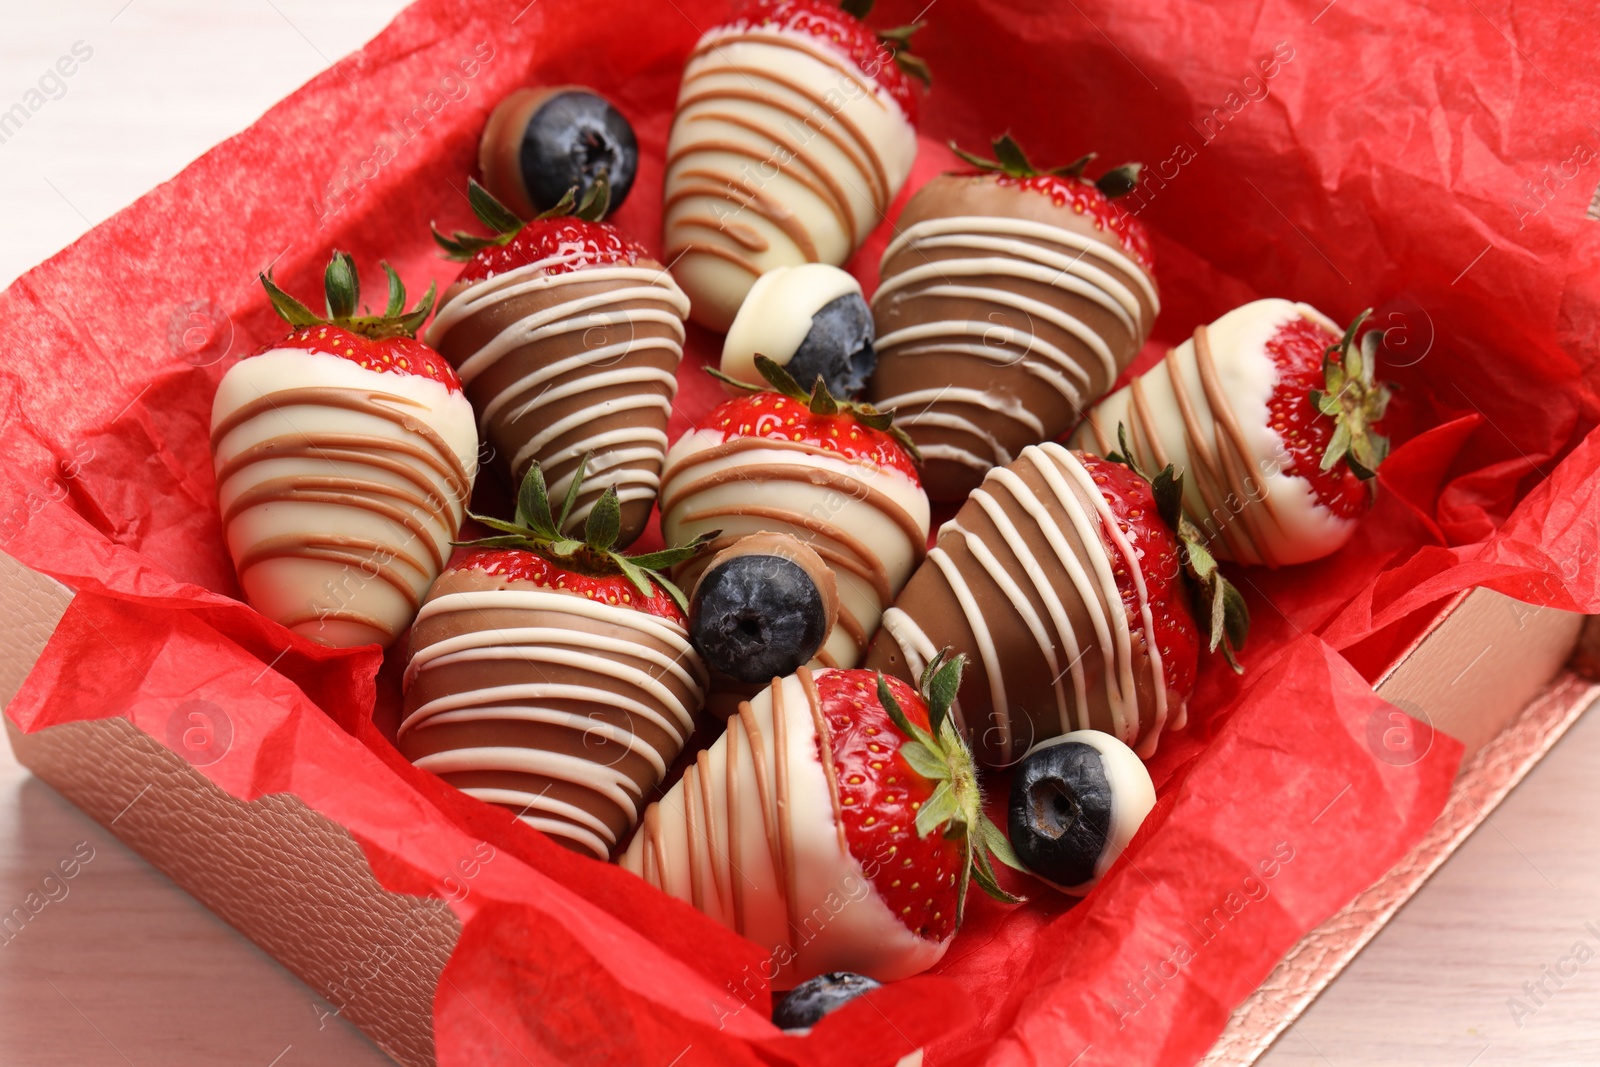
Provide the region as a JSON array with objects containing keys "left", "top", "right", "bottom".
[
  {"left": 621, "top": 652, "right": 1021, "bottom": 985},
  {"left": 398, "top": 457, "right": 712, "bottom": 860},
  {"left": 1072, "top": 299, "right": 1391, "bottom": 566},
  {"left": 660, "top": 357, "right": 929, "bottom": 671},
  {"left": 663, "top": 0, "right": 929, "bottom": 331},
  {"left": 866, "top": 442, "right": 1247, "bottom": 765},
  {"left": 428, "top": 179, "right": 689, "bottom": 549},
  {"left": 869, "top": 135, "right": 1159, "bottom": 502},
  {"left": 211, "top": 253, "right": 477, "bottom": 649}
]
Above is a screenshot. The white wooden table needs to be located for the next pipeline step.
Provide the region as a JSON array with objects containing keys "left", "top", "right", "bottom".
[{"left": 2, "top": 4, "right": 1598, "bottom": 1065}]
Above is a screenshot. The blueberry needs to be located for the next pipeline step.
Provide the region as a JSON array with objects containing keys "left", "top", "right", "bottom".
[
  {"left": 516, "top": 89, "right": 637, "bottom": 217},
  {"left": 720, "top": 264, "right": 875, "bottom": 397},
  {"left": 772, "top": 971, "right": 881, "bottom": 1031},
  {"left": 689, "top": 554, "right": 829, "bottom": 683},
  {"left": 1007, "top": 732, "right": 1156, "bottom": 894},
  {"left": 788, "top": 293, "right": 876, "bottom": 397}
]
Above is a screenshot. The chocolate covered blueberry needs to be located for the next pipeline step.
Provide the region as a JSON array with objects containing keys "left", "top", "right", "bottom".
[
  {"left": 772, "top": 971, "right": 882, "bottom": 1031},
  {"left": 479, "top": 86, "right": 638, "bottom": 220},
  {"left": 1007, "top": 731, "right": 1155, "bottom": 894},
  {"left": 687, "top": 532, "right": 838, "bottom": 684},
  {"left": 720, "top": 264, "right": 876, "bottom": 397}
]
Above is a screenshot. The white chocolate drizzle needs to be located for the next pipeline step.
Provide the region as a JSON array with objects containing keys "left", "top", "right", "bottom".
[
  {"left": 879, "top": 443, "right": 1171, "bottom": 759},
  {"left": 426, "top": 253, "right": 690, "bottom": 528},
  {"left": 872, "top": 215, "right": 1159, "bottom": 474},
  {"left": 399, "top": 588, "right": 704, "bottom": 860}
]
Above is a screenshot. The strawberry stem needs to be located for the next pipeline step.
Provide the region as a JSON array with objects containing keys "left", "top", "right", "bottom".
[
  {"left": 951, "top": 135, "right": 1144, "bottom": 200},
  {"left": 1310, "top": 309, "right": 1392, "bottom": 481},
  {"left": 259, "top": 251, "right": 435, "bottom": 340},
  {"left": 455, "top": 454, "right": 715, "bottom": 612},
  {"left": 433, "top": 175, "right": 612, "bottom": 262},
  {"left": 876, "top": 649, "right": 1025, "bottom": 925},
  {"left": 705, "top": 355, "right": 923, "bottom": 463}
]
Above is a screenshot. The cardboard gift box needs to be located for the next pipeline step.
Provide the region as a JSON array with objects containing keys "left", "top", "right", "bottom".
[{"left": 4, "top": 0, "right": 1600, "bottom": 1065}]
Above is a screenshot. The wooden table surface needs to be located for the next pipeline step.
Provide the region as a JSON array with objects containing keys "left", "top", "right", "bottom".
[{"left": 3, "top": 3, "right": 1599, "bottom": 1065}]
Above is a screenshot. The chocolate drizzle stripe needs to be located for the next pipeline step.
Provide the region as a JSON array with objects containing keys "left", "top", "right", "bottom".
[
  {"left": 211, "top": 388, "right": 471, "bottom": 502},
  {"left": 800, "top": 666, "right": 849, "bottom": 856},
  {"left": 672, "top": 212, "right": 770, "bottom": 252},
  {"left": 872, "top": 215, "right": 1160, "bottom": 476},
  {"left": 667, "top": 171, "right": 819, "bottom": 261},
  {"left": 403, "top": 588, "right": 704, "bottom": 854},
  {"left": 680, "top": 110, "right": 860, "bottom": 240},
  {"left": 662, "top": 462, "right": 927, "bottom": 570},
  {"left": 727, "top": 718, "right": 746, "bottom": 933},
  {"left": 877, "top": 265, "right": 1123, "bottom": 378},
  {"left": 459, "top": 787, "right": 616, "bottom": 859},
  {"left": 1194, "top": 324, "right": 1287, "bottom": 564},
  {"left": 404, "top": 622, "right": 702, "bottom": 694},
  {"left": 214, "top": 436, "right": 457, "bottom": 501},
  {"left": 671, "top": 86, "right": 882, "bottom": 216},
  {"left": 697, "top": 748, "right": 728, "bottom": 912},
  {"left": 685, "top": 762, "right": 705, "bottom": 911},
  {"left": 277, "top": 606, "right": 390, "bottom": 633},
  {"left": 429, "top": 263, "right": 687, "bottom": 534},
  {"left": 894, "top": 445, "right": 1161, "bottom": 757},
  {"left": 962, "top": 489, "right": 1088, "bottom": 730},
  {"left": 1099, "top": 324, "right": 1288, "bottom": 567},
  {"left": 678, "top": 40, "right": 892, "bottom": 199},
  {"left": 771, "top": 676, "right": 800, "bottom": 945},
  {"left": 665, "top": 135, "right": 854, "bottom": 240},
  {"left": 235, "top": 537, "right": 424, "bottom": 611},
  {"left": 877, "top": 216, "right": 1159, "bottom": 314},
  {"left": 624, "top": 673, "right": 843, "bottom": 958},
  {"left": 223, "top": 480, "right": 447, "bottom": 570}
]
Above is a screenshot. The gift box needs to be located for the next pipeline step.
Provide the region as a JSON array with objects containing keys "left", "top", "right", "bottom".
[{"left": 3, "top": 0, "right": 1600, "bottom": 1065}]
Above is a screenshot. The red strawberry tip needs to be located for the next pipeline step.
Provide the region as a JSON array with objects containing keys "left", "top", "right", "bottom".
[
  {"left": 706, "top": 354, "right": 922, "bottom": 465},
  {"left": 454, "top": 452, "right": 715, "bottom": 615}
]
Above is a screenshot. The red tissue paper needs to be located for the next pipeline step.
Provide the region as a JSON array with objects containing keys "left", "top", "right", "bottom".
[{"left": 3, "top": 0, "right": 1600, "bottom": 1064}]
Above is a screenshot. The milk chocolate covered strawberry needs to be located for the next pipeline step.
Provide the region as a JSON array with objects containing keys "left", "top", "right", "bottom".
[
  {"left": 621, "top": 653, "right": 1021, "bottom": 985},
  {"left": 211, "top": 253, "right": 476, "bottom": 649},
  {"left": 1072, "top": 299, "right": 1391, "bottom": 566},
  {"left": 660, "top": 357, "right": 929, "bottom": 670},
  {"left": 869, "top": 136, "right": 1159, "bottom": 501},
  {"left": 663, "top": 0, "right": 928, "bottom": 331},
  {"left": 866, "top": 443, "right": 1247, "bottom": 765},
  {"left": 428, "top": 179, "right": 689, "bottom": 548},
  {"left": 399, "top": 458, "right": 712, "bottom": 860}
]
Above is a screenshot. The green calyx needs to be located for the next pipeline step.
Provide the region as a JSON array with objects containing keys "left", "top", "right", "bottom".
[
  {"left": 1107, "top": 424, "right": 1250, "bottom": 673},
  {"left": 876, "top": 649, "right": 1025, "bottom": 923},
  {"left": 260, "top": 251, "right": 436, "bottom": 340},
  {"left": 838, "top": 0, "right": 932, "bottom": 88},
  {"left": 951, "top": 134, "right": 1143, "bottom": 200},
  {"left": 706, "top": 354, "right": 922, "bottom": 463},
  {"left": 453, "top": 453, "right": 715, "bottom": 612},
  {"left": 432, "top": 175, "right": 612, "bottom": 262},
  {"left": 1310, "top": 309, "right": 1392, "bottom": 480}
]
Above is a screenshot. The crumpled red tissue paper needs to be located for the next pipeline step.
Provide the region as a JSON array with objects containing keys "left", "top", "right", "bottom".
[{"left": 3, "top": 0, "right": 1600, "bottom": 1064}]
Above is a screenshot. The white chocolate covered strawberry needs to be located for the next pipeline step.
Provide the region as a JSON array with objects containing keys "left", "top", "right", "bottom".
[
  {"left": 1072, "top": 299, "right": 1391, "bottom": 567},
  {"left": 211, "top": 254, "right": 477, "bottom": 648},
  {"left": 663, "top": 0, "right": 928, "bottom": 331},
  {"left": 660, "top": 358, "right": 929, "bottom": 670},
  {"left": 621, "top": 653, "right": 1021, "bottom": 985}
]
